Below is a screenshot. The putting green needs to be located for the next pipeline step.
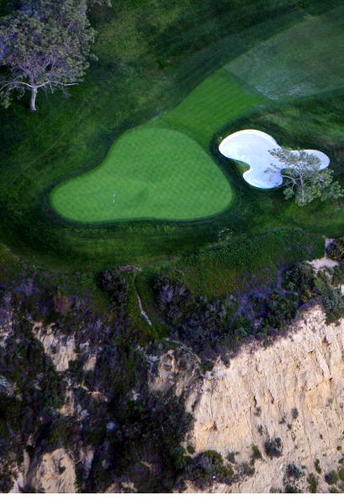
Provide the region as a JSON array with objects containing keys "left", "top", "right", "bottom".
[
  {"left": 51, "top": 128, "right": 233, "bottom": 222},
  {"left": 51, "top": 69, "right": 263, "bottom": 224}
]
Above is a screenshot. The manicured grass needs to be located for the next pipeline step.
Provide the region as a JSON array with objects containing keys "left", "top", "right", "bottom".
[
  {"left": 51, "top": 68, "right": 262, "bottom": 224},
  {"left": 227, "top": 5, "right": 344, "bottom": 100},
  {"left": 51, "top": 127, "right": 233, "bottom": 222},
  {"left": 0, "top": 0, "right": 342, "bottom": 279},
  {"left": 154, "top": 69, "right": 266, "bottom": 147}
]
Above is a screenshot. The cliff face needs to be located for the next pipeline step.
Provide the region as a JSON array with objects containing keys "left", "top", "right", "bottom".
[
  {"left": 2, "top": 274, "right": 344, "bottom": 493},
  {"left": 150, "top": 304, "right": 344, "bottom": 493}
]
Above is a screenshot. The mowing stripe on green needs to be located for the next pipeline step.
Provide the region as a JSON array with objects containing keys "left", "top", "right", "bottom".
[{"left": 51, "top": 127, "right": 234, "bottom": 223}]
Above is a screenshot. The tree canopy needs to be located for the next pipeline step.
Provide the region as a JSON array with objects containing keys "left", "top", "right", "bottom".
[
  {"left": 267, "top": 148, "right": 344, "bottom": 206},
  {"left": 0, "top": 0, "right": 111, "bottom": 111}
]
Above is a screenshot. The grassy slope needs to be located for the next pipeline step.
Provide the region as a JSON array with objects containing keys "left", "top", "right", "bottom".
[
  {"left": 177, "top": 230, "right": 325, "bottom": 298},
  {"left": 51, "top": 127, "right": 234, "bottom": 222}
]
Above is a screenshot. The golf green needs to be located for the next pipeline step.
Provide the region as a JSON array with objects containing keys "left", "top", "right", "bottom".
[{"left": 51, "top": 127, "right": 234, "bottom": 222}]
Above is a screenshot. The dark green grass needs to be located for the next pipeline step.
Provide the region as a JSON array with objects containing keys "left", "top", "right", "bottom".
[
  {"left": 51, "top": 127, "right": 234, "bottom": 222},
  {"left": 0, "top": 0, "right": 342, "bottom": 279},
  {"left": 175, "top": 229, "right": 325, "bottom": 298}
]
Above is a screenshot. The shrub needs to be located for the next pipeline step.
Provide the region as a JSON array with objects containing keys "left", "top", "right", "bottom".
[
  {"left": 241, "top": 462, "right": 255, "bottom": 477},
  {"left": 285, "top": 484, "right": 302, "bottom": 493},
  {"left": 186, "top": 450, "right": 234, "bottom": 486},
  {"left": 332, "top": 264, "right": 344, "bottom": 287},
  {"left": 251, "top": 444, "right": 262, "bottom": 463},
  {"left": 249, "top": 291, "right": 298, "bottom": 333},
  {"left": 327, "top": 237, "right": 344, "bottom": 263},
  {"left": 257, "top": 424, "right": 264, "bottom": 435},
  {"left": 291, "top": 408, "right": 299, "bottom": 419},
  {"left": 98, "top": 270, "right": 128, "bottom": 314},
  {"left": 325, "top": 471, "right": 338, "bottom": 485},
  {"left": 286, "top": 463, "right": 303, "bottom": 480},
  {"left": 227, "top": 451, "right": 238, "bottom": 464},
  {"left": 0, "top": 472, "right": 13, "bottom": 493},
  {"left": 307, "top": 473, "right": 318, "bottom": 493},
  {"left": 283, "top": 264, "right": 316, "bottom": 303},
  {"left": 264, "top": 437, "right": 283, "bottom": 458},
  {"left": 254, "top": 406, "right": 262, "bottom": 417},
  {"left": 314, "top": 458, "right": 322, "bottom": 474},
  {"left": 337, "top": 466, "right": 344, "bottom": 481},
  {"left": 153, "top": 277, "right": 192, "bottom": 323}
]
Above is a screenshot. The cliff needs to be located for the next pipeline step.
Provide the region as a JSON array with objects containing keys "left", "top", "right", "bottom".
[
  {"left": 2, "top": 261, "right": 344, "bottom": 493},
  {"left": 150, "top": 303, "right": 344, "bottom": 493}
]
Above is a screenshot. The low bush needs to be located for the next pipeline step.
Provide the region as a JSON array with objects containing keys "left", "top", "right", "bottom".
[
  {"left": 251, "top": 444, "right": 262, "bottom": 463},
  {"left": 264, "top": 437, "right": 283, "bottom": 459},
  {"left": 184, "top": 450, "right": 234, "bottom": 487},
  {"left": 307, "top": 473, "right": 318, "bottom": 493},
  {"left": 325, "top": 471, "right": 339, "bottom": 485},
  {"left": 286, "top": 463, "right": 303, "bottom": 480},
  {"left": 314, "top": 458, "right": 322, "bottom": 474}
]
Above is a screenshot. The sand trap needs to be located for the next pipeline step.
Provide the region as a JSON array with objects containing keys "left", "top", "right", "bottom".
[{"left": 218, "top": 129, "right": 330, "bottom": 189}]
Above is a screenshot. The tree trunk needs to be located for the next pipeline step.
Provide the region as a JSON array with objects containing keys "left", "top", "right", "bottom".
[
  {"left": 299, "top": 175, "right": 305, "bottom": 204},
  {"left": 30, "top": 87, "right": 38, "bottom": 112}
]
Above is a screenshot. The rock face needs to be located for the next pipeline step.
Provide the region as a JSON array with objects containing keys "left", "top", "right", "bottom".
[
  {"left": 151, "top": 304, "right": 344, "bottom": 493},
  {"left": 32, "top": 322, "right": 77, "bottom": 372},
  {"left": 26, "top": 449, "right": 76, "bottom": 493}
]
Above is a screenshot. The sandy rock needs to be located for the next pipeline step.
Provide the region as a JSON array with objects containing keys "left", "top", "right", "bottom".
[
  {"left": 27, "top": 448, "right": 76, "bottom": 493},
  {"left": 32, "top": 322, "right": 77, "bottom": 372},
  {"left": 152, "top": 305, "right": 344, "bottom": 493}
]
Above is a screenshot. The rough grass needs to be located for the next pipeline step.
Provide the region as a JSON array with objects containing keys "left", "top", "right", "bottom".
[{"left": 176, "top": 229, "right": 325, "bottom": 298}]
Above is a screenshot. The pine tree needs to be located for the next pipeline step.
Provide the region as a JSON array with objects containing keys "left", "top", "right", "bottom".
[{"left": 267, "top": 148, "right": 344, "bottom": 206}]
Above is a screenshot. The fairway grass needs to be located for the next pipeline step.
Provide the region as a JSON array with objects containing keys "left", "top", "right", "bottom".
[
  {"left": 51, "top": 128, "right": 234, "bottom": 222},
  {"left": 154, "top": 68, "right": 266, "bottom": 147},
  {"left": 227, "top": 5, "right": 344, "bottom": 100}
]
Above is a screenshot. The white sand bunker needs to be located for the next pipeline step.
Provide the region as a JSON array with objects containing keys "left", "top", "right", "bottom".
[{"left": 219, "top": 129, "right": 330, "bottom": 189}]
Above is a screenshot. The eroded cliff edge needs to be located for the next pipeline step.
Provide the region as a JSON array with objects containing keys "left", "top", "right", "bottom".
[{"left": 150, "top": 304, "right": 344, "bottom": 493}]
